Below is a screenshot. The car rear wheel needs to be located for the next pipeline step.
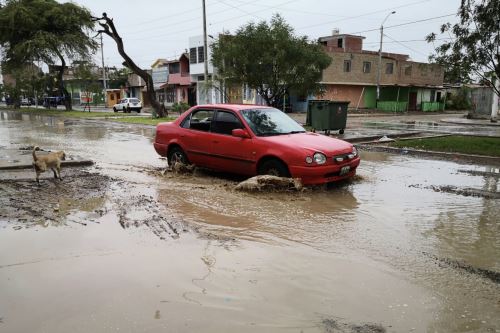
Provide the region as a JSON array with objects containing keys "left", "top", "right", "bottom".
[
  {"left": 168, "top": 146, "right": 190, "bottom": 167},
  {"left": 258, "top": 159, "right": 290, "bottom": 178}
]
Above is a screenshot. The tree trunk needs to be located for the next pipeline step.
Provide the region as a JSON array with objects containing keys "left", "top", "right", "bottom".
[
  {"left": 56, "top": 52, "right": 72, "bottom": 111},
  {"left": 96, "top": 13, "right": 165, "bottom": 117}
]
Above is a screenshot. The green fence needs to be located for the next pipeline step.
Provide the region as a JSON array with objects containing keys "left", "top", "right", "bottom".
[
  {"left": 376, "top": 101, "right": 408, "bottom": 112},
  {"left": 421, "top": 102, "right": 445, "bottom": 112}
]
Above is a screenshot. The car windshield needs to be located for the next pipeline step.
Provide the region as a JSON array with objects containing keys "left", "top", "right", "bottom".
[
  {"left": 240, "top": 108, "right": 305, "bottom": 136},
  {"left": 129, "top": 98, "right": 140, "bottom": 103}
]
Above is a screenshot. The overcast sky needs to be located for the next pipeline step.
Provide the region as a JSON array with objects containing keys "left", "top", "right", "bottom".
[{"left": 68, "top": 0, "right": 460, "bottom": 69}]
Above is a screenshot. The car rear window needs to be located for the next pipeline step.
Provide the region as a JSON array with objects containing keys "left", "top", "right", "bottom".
[{"left": 129, "top": 98, "right": 140, "bottom": 103}]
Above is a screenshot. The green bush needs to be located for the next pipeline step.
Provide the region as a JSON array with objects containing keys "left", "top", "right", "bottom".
[
  {"left": 172, "top": 101, "right": 190, "bottom": 115},
  {"left": 446, "top": 87, "right": 471, "bottom": 110}
]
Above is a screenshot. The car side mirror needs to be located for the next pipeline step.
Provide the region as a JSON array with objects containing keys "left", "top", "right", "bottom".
[{"left": 232, "top": 128, "right": 250, "bottom": 138}]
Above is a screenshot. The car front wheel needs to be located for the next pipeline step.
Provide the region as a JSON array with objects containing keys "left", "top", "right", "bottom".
[
  {"left": 113, "top": 107, "right": 117, "bottom": 112},
  {"left": 168, "top": 146, "right": 190, "bottom": 167},
  {"left": 258, "top": 159, "right": 290, "bottom": 177}
]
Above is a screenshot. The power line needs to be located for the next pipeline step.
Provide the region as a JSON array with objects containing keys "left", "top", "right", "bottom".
[
  {"left": 346, "top": 13, "right": 455, "bottom": 36},
  {"left": 363, "top": 37, "right": 453, "bottom": 45},
  {"left": 296, "top": 0, "right": 435, "bottom": 31},
  {"left": 214, "top": 0, "right": 265, "bottom": 20},
  {"left": 383, "top": 33, "right": 428, "bottom": 57},
  {"left": 137, "top": 0, "right": 299, "bottom": 40},
  {"left": 122, "top": 0, "right": 268, "bottom": 36}
]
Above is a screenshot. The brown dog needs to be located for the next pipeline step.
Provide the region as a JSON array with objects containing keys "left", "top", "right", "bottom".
[{"left": 32, "top": 146, "right": 66, "bottom": 184}]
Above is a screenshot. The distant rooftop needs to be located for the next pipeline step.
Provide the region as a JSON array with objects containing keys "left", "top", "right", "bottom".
[{"left": 318, "top": 34, "right": 365, "bottom": 42}]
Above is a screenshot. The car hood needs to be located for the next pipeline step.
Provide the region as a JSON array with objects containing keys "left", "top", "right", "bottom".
[{"left": 259, "top": 132, "right": 353, "bottom": 155}]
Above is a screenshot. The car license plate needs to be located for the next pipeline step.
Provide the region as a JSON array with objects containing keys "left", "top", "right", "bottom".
[{"left": 340, "top": 166, "right": 350, "bottom": 176}]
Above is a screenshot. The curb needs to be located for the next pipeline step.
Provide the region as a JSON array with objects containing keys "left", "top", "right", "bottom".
[
  {"left": 359, "top": 145, "right": 500, "bottom": 165},
  {"left": 346, "top": 131, "right": 423, "bottom": 143},
  {"left": 0, "top": 159, "right": 93, "bottom": 171},
  {"left": 440, "top": 118, "right": 500, "bottom": 127}
]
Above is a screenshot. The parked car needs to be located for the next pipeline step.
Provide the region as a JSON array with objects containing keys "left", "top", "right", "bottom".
[
  {"left": 20, "top": 98, "right": 32, "bottom": 106},
  {"left": 43, "top": 96, "right": 64, "bottom": 108},
  {"left": 113, "top": 98, "right": 142, "bottom": 113},
  {"left": 153, "top": 104, "right": 360, "bottom": 185}
]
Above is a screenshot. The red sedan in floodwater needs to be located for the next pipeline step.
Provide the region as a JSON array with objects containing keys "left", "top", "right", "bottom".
[{"left": 154, "top": 104, "right": 360, "bottom": 185}]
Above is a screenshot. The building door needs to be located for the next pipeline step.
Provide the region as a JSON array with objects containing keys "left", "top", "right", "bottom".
[
  {"left": 409, "top": 92, "right": 417, "bottom": 111},
  {"left": 188, "top": 87, "right": 196, "bottom": 106}
]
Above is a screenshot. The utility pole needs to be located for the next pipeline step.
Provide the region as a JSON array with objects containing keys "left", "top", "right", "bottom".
[
  {"left": 491, "top": 76, "right": 499, "bottom": 122},
  {"left": 202, "top": 0, "right": 209, "bottom": 104},
  {"left": 376, "top": 11, "right": 396, "bottom": 105},
  {"left": 100, "top": 33, "right": 108, "bottom": 107}
]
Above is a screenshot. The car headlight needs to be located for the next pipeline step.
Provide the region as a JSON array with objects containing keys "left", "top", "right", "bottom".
[
  {"left": 305, "top": 156, "right": 313, "bottom": 164},
  {"left": 347, "top": 146, "right": 358, "bottom": 159},
  {"left": 313, "top": 152, "right": 326, "bottom": 164}
]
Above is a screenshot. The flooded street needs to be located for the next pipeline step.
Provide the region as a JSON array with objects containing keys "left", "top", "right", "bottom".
[{"left": 1, "top": 111, "right": 499, "bottom": 332}]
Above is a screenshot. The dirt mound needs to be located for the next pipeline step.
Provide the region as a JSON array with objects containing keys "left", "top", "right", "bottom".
[{"left": 235, "top": 175, "right": 303, "bottom": 192}]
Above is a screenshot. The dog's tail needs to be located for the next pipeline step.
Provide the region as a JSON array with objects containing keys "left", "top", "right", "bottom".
[{"left": 32, "top": 146, "right": 39, "bottom": 161}]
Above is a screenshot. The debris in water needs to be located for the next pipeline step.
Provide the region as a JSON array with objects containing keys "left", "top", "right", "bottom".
[
  {"left": 322, "top": 319, "right": 386, "bottom": 333},
  {"left": 234, "top": 175, "right": 302, "bottom": 192},
  {"left": 378, "top": 135, "right": 395, "bottom": 142},
  {"left": 162, "top": 161, "right": 195, "bottom": 175},
  {"left": 430, "top": 185, "right": 500, "bottom": 199}
]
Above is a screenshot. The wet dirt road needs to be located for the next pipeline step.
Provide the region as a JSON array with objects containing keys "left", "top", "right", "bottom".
[{"left": 1, "top": 111, "right": 499, "bottom": 333}]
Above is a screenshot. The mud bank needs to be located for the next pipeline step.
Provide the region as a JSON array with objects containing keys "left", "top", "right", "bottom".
[
  {"left": 0, "top": 167, "right": 188, "bottom": 240},
  {"left": 0, "top": 169, "right": 110, "bottom": 227}
]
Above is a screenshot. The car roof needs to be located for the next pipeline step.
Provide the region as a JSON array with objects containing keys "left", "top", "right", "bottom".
[{"left": 196, "top": 104, "right": 273, "bottom": 111}]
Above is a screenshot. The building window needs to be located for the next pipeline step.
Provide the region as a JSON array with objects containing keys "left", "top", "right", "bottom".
[
  {"left": 166, "top": 87, "right": 175, "bottom": 103},
  {"left": 363, "top": 61, "right": 371, "bottom": 73},
  {"left": 385, "top": 63, "right": 393, "bottom": 74},
  {"left": 198, "top": 46, "right": 204, "bottom": 63},
  {"left": 189, "top": 48, "right": 197, "bottom": 64},
  {"left": 243, "top": 84, "right": 251, "bottom": 100},
  {"left": 430, "top": 90, "right": 436, "bottom": 102},
  {"left": 343, "top": 60, "right": 351, "bottom": 72},
  {"left": 169, "top": 62, "right": 179, "bottom": 74},
  {"left": 337, "top": 38, "right": 343, "bottom": 48},
  {"left": 405, "top": 65, "right": 412, "bottom": 76}
]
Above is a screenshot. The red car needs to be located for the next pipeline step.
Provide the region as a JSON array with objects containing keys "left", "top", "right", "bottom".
[{"left": 154, "top": 104, "right": 360, "bottom": 185}]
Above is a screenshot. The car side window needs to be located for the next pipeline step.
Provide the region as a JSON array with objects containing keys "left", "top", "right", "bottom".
[
  {"left": 212, "top": 110, "right": 243, "bottom": 135},
  {"left": 181, "top": 109, "right": 214, "bottom": 132}
]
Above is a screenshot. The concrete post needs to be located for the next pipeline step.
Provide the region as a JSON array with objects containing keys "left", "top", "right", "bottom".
[{"left": 492, "top": 77, "right": 499, "bottom": 122}]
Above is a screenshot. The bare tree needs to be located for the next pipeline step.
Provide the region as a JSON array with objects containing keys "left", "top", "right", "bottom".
[{"left": 94, "top": 13, "right": 166, "bottom": 117}]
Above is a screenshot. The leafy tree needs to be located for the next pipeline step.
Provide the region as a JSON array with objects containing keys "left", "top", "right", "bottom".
[
  {"left": 1, "top": 63, "right": 42, "bottom": 107},
  {"left": 107, "top": 67, "right": 130, "bottom": 89},
  {"left": 426, "top": 0, "right": 500, "bottom": 96},
  {"left": 211, "top": 14, "right": 331, "bottom": 108},
  {"left": 0, "top": 0, "right": 98, "bottom": 110},
  {"left": 70, "top": 60, "right": 103, "bottom": 106}
]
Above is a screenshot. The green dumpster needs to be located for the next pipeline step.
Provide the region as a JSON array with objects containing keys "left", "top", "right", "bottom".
[{"left": 307, "top": 100, "right": 350, "bottom": 134}]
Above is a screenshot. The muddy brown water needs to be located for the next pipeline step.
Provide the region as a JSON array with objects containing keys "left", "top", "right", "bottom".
[{"left": 0, "top": 111, "right": 499, "bottom": 332}]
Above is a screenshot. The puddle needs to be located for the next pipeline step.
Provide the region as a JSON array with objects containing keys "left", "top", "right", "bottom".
[{"left": 1, "top": 113, "right": 500, "bottom": 332}]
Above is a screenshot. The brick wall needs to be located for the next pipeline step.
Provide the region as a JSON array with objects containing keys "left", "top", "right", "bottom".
[
  {"left": 321, "top": 51, "right": 444, "bottom": 87},
  {"left": 320, "top": 85, "right": 365, "bottom": 108}
]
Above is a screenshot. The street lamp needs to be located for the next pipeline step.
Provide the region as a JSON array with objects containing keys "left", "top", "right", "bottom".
[{"left": 376, "top": 11, "right": 396, "bottom": 104}]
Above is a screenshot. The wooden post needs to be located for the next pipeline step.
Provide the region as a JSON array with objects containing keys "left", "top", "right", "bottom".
[{"left": 356, "top": 87, "right": 365, "bottom": 111}]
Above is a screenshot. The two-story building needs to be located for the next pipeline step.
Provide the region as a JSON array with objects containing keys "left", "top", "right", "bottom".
[
  {"left": 188, "top": 35, "right": 223, "bottom": 105},
  {"left": 316, "top": 31, "right": 445, "bottom": 112},
  {"left": 159, "top": 53, "right": 195, "bottom": 107}
]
